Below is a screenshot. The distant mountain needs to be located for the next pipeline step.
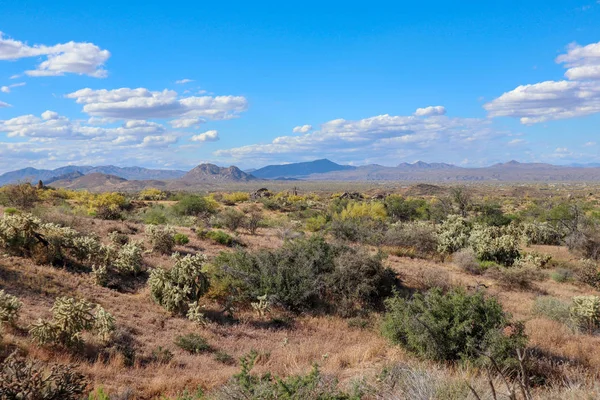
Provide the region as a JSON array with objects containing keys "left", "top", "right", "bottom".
[
  {"left": 397, "top": 161, "right": 456, "bottom": 169},
  {"left": 568, "top": 163, "right": 600, "bottom": 168},
  {"left": 49, "top": 173, "right": 129, "bottom": 191},
  {"left": 181, "top": 164, "right": 257, "bottom": 182},
  {"left": 45, "top": 171, "right": 85, "bottom": 185},
  {"left": 0, "top": 165, "right": 185, "bottom": 186},
  {"left": 251, "top": 159, "right": 356, "bottom": 179}
]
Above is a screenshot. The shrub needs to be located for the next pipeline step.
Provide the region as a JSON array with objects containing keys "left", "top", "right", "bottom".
[
  {"left": 202, "top": 230, "right": 235, "bottom": 246},
  {"left": 29, "top": 297, "right": 115, "bottom": 348},
  {"left": 174, "top": 333, "right": 211, "bottom": 354},
  {"left": 0, "top": 290, "right": 22, "bottom": 326},
  {"left": 0, "top": 353, "right": 88, "bottom": 399},
  {"left": 436, "top": 215, "right": 471, "bottom": 254},
  {"left": 222, "top": 192, "right": 250, "bottom": 205},
  {"left": 385, "top": 195, "right": 428, "bottom": 222},
  {"left": 242, "top": 207, "right": 263, "bottom": 235},
  {"left": 0, "top": 183, "right": 39, "bottom": 209},
  {"left": 113, "top": 241, "right": 144, "bottom": 276},
  {"left": 174, "top": 233, "right": 190, "bottom": 245},
  {"left": 532, "top": 296, "right": 572, "bottom": 325},
  {"left": 468, "top": 225, "right": 520, "bottom": 266},
  {"left": 384, "top": 222, "right": 438, "bottom": 258},
  {"left": 88, "top": 193, "right": 126, "bottom": 220},
  {"left": 138, "top": 188, "right": 166, "bottom": 201},
  {"left": 487, "top": 266, "right": 544, "bottom": 291},
  {"left": 453, "top": 248, "right": 484, "bottom": 274},
  {"left": 142, "top": 205, "right": 169, "bottom": 225},
  {"left": 329, "top": 217, "right": 386, "bottom": 244},
  {"left": 172, "top": 195, "right": 217, "bottom": 216},
  {"left": 305, "top": 215, "right": 327, "bottom": 232},
  {"left": 214, "top": 351, "right": 235, "bottom": 365},
  {"left": 219, "top": 208, "right": 246, "bottom": 232},
  {"left": 570, "top": 295, "right": 600, "bottom": 334},
  {"left": 551, "top": 268, "right": 573, "bottom": 283},
  {"left": 338, "top": 201, "right": 386, "bottom": 221},
  {"left": 151, "top": 346, "right": 174, "bottom": 364},
  {"left": 148, "top": 253, "right": 210, "bottom": 315},
  {"left": 576, "top": 258, "right": 600, "bottom": 288},
  {"left": 382, "top": 288, "right": 527, "bottom": 368},
  {"left": 211, "top": 236, "right": 396, "bottom": 315},
  {"left": 145, "top": 224, "right": 175, "bottom": 254}
]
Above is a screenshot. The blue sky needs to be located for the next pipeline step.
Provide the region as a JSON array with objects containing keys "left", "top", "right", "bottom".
[{"left": 1, "top": 0, "right": 600, "bottom": 172}]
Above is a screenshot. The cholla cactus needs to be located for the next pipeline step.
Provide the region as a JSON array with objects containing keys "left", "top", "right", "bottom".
[
  {"left": 251, "top": 294, "right": 272, "bottom": 317},
  {"left": 571, "top": 295, "right": 600, "bottom": 334},
  {"left": 520, "top": 221, "right": 562, "bottom": 245},
  {"left": 187, "top": 302, "right": 208, "bottom": 326},
  {"left": 108, "top": 231, "right": 129, "bottom": 246},
  {"left": 94, "top": 305, "right": 115, "bottom": 342},
  {"left": 437, "top": 214, "right": 471, "bottom": 254},
  {"left": 114, "top": 241, "right": 144, "bottom": 276},
  {"left": 149, "top": 253, "right": 209, "bottom": 314},
  {"left": 0, "top": 213, "right": 41, "bottom": 253},
  {"left": 71, "top": 235, "right": 102, "bottom": 263},
  {"left": 145, "top": 224, "right": 175, "bottom": 254},
  {"left": 29, "top": 297, "right": 115, "bottom": 348},
  {"left": 513, "top": 252, "right": 552, "bottom": 269},
  {"left": 468, "top": 224, "right": 520, "bottom": 266},
  {"left": 0, "top": 290, "right": 22, "bottom": 326},
  {"left": 91, "top": 264, "right": 109, "bottom": 286}
]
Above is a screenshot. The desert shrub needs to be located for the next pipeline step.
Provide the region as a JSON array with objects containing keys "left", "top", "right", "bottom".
[
  {"left": 148, "top": 253, "right": 210, "bottom": 315},
  {"left": 520, "top": 221, "right": 562, "bottom": 245},
  {"left": 0, "top": 353, "right": 88, "bottom": 399},
  {"left": 453, "top": 248, "right": 484, "bottom": 274},
  {"left": 113, "top": 241, "right": 144, "bottom": 276},
  {"left": 218, "top": 208, "right": 246, "bottom": 232},
  {"left": 329, "top": 217, "right": 386, "bottom": 244},
  {"left": 532, "top": 296, "right": 572, "bottom": 325},
  {"left": 0, "top": 183, "right": 39, "bottom": 209},
  {"left": 214, "top": 351, "right": 235, "bottom": 365},
  {"left": 474, "top": 202, "right": 512, "bottom": 227},
  {"left": 305, "top": 215, "right": 327, "bottom": 232},
  {"left": 174, "top": 333, "right": 211, "bottom": 354},
  {"left": 172, "top": 195, "right": 217, "bottom": 216},
  {"left": 385, "top": 195, "right": 428, "bottom": 222},
  {"left": 29, "top": 297, "right": 115, "bottom": 348},
  {"left": 145, "top": 224, "right": 175, "bottom": 254},
  {"left": 202, "top": 230, "right": 234, "bottom": 246},
  {"left": 468, "top": 225, "right": 520, "bottom": 266},
  {"left": 142, "top": 205, "right": 169, "bottom": 225},
  {"left": 436, "top": 214, "right": 471, "bottom": 254},
  {"left": 211, "top": 236, "right": 396, "bottom": 315},
  {"left": 384, "top": 221, "right": 438, "bottom": 258},
  {"left": 0, "top": 290, "right": 22, "bottom": 326},
  {"left": 222, "top": 192, "right": 250, "bottom": 205},
  {"left": 487, "top": 266, "right": 544, "bottom": 290},
  {"left": 108, "top": 231, "right": 129, "bottom": 246},
  {"left": 381, "top": 288, "right": 527, "bottom": 368},
  {"left": 242, "top": 206, "right": 264, "bottom": 235},
  {"left": 337, "top": 201, "right": 386, "bottom": 221},
  {"left": 138, "top": 187, "right": 167, "bottom": 201},
  {"left": 551, "top": 268, "right": 573, "bottom": 283},
  {"left": 576, "top": 258, "right": 600, "bottom": 288},
  {"left": 412, "top": 267, "right": 452, "bottom": 292},
  {"left": 88, "top": 193, "right": 126, "bottom": 220},
  {"left": 214, "top": 353, "right": 354, "bottom": 400},
  {"left": 151, "top": 346, "right": 174, "bottom": 364},
  {"left": 570, "top": 295, "right": 600, "bottom": 334},
  {"left": 174, "top": 233, "right": 190, "bottom": 245},
  {"left": 566, "top": 224, "right": 600, "bottom": 261}
]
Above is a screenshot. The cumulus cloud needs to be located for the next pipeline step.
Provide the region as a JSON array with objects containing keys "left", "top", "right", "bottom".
[
  {"left": 485, "top": 40, "right": 600, "bottom": 124},
  {"left": 215, "top": 110, "right": 505, "bottom": 164},
  {"left": 170, "top": 117, "right": 204, "bottom": 128},
  {"left": 292, "top": 124, "right": 312, "bottom": 133},
  {"left": 191, "top": 130, "right": 219, "bottom": 142},
  {"left": 175, "top": 79, "right": 194, "bottom": 84},
  {"left": 414, "top": 106, "right": 446, "bottom": 117},
  {"left": 0, "top": 32, "right": 110, "bottom": 78},
  {"left": 66, "top": 87, "right": 248, "bottom": 120}
]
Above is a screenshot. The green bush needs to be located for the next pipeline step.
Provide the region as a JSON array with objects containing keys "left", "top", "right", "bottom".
[
  {"left": 487, "top": 265, "right": 544, "bottom": 290},
  {"left": 384, "top": 221, "right": 438, "bottom": 258},
  {"left": 148, "top": 253, "right": 210, "bottom": 315},
  {"left": 145, "top": 224, "right": 175, "bottom": 254},
  {"left": 0, "top": 353, "right": 88, "bottom": 399},
  {"left": 172, "top": 195, "right": 217, "bottom": 216},
  {"left": 174, "top": 333, "right": 211, "bottom": 354},
  {"left": 305, "top": 215, "right": 327, "bottom": 232},
  {"left": 381, "top": 288, "right": 527, "bottom": 368},
  {"left": 174, "top": 233, "right": 190, "bottom": 245},
  {"left": 0, "top": 289, "right": 22, "bottom": 326},
  {"left": 385, "top": 195, "right": 428, "bottom": 222},
  {"left": 203, "top": 230, "right": 234, "bottom": 246},
  {"left": 551, "top": 268, "right": 573, "bottom": 283},
  {"left": 532, "top": 296, "right": 572, "bottom": 325},
  {"left": 218, "top": 208, "right": 246, "bottom": 232},
  {"left": 211, "top": 236, "right": 396, "bottom": 316},
  {"left": 142, "top": 205, "right": 169, "bottom": 225}
]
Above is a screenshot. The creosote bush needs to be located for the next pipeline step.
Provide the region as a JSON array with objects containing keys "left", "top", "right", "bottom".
[
  {"left": 145, "top": 224, "right": 175, "bottom": 254},
  {"left": 202, "top": 230, "right": 234, "bottom": 246},
  {"left": 174, "top": 333, "right": 211, "bottom": 354},
  {"left": 211, "top": 236, "right": 396, "bottom": 316},
  {"left": 148, "top": 253, "right": 210, "bottom": 315},
  {"left": 382, "top": 288, "right": 527, "bottom": 369},
  {"left": 172, "top": 195, "right": 217, "bottom": 217},
  {"left": 174, "top": 233, "right": 190, "bottom": 245},
  {"left": 384, "top": 221, "right": 438, "bottom": 258}
]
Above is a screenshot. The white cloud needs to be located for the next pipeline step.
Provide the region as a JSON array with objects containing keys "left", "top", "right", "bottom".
[
  {"left": 0, "top": 101, "right": 10, "bottom": 108},
  {"left": 191, "top": 130, "right": 219, "bottom": 142},
  {"left": 508, "top": 139, "right": 526, "bottom": 145},
  {"left": 175, "top": 79, "right": 194, "bottom": 84},
  {"left": 66, "top": 87, "right": 248, "bottom": 120},
  {"left": 485, "top": 40, "right": 600, "bottom": 124},
  {"left": 139, "top": 135, "right": 178, "bottom": 147},
  {"left": 0, "top": 32, "right": 110, "bottom": 78},
  {"left": 414, "top": 106, "right": 446, "bottom": 117},
  {"left": 215, "top": 111, "right": 505, "bottom": 164},
  {"left": 584, "top": 141, "right": 597, "bottom": 147},
  {"left": 0, "top": 82, "right": 25, "bottom": 93},
  {"left": 292, "top": 124, "right": 312, "bottom": 133},
  {"left": 170, "top": 117, "right": 204, "bottom": 128}
]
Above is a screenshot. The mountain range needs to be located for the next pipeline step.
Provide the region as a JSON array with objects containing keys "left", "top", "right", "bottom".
[{"left": 5, "top": 159, "right": 600, "bottom": 190}]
